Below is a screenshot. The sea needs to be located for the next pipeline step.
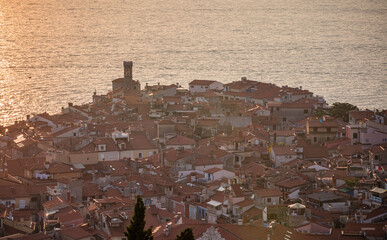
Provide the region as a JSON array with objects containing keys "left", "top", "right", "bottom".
[{"left": 0, "top": 0, "right": 386, "bottom": 126}]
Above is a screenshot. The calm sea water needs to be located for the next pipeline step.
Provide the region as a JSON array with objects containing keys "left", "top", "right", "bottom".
[{"left": 0, "top": 0, "right": 386, "bottom": 126}]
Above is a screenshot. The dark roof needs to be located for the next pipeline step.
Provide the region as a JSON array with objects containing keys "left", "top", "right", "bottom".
[
  {"left": 307, "top": 191, "right": 343, "bottom": 202},
  {"left": 189, "top": 80, "right": 218, "bottom": 86}
]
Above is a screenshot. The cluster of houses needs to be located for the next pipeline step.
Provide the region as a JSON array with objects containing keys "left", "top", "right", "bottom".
[{"left": 0, "top": 61, "right": 386, "bottom": 240}]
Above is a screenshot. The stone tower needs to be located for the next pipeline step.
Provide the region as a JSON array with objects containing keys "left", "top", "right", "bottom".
[{"left": 123, "top": 61, "right": 133, "bottom": 89}]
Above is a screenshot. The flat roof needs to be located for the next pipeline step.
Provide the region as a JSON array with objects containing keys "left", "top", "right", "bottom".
[{"left": 207, "top": 200, "right": 222, "bottom": 207}]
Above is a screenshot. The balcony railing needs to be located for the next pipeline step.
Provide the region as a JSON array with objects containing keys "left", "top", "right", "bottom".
[
  {"left": 370, "top": 195, "right": 382, "bottom": 203},
  {"left": 47, "top": 187, "right": 62, "bottom": 196}
]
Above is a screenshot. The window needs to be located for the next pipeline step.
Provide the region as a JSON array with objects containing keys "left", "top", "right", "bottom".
[
  {"left": 313, "top": 127, "right": 317, "bottom": 132},
  {"left": 190, "top": 85, "right": 194, "bottom": 88},
  {"left": 327, "top": 137, "right": 330, "bottom": 141},
  {"left": 138, "top": 152, "right": 143, "bottom": 158},
  {"left": 353, "top": 133, "right": 358, "bottom": 139},
  {"left": 98, "top": 144, "right": 106, "bottom": 151},
  {"left": 314, "top": 137, "right": 317, "bottom": 143},
  {"left": 267, "top": 198, "right": 271, "bottom": 203},
  {"left": 73, "top": 132, "right": 76, "bottom": 137},
  {"left": 283, "top": 117, "right": 286, "bottom": 122},
  {"left": 327, "top": 127, "right": 331, "bottom": 132},
  {"left": 383, "top": 138, "right": 387, "bottom": 142},
  {"left": 19, "top": 200, "right": 26, "bottom": 209},
  {"left": 304, "top": 109, "right": 308, "bottom": 114}
]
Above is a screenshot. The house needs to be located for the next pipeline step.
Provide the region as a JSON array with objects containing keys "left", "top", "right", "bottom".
[
  {"left": 203, "top": 168, "right": 235, "bottom": 182},
  {"left": 369, "top": 145, "right": 387, "bottom": 171},
  {"left": 47, "top": 178, "right": 83, "bottom": 203},
  {"left": 157, "top": 119, "right": 176, "bottom": 140},
  {"left": 165, "top": 135, "right": 196, "bottom": 150},
  {"left": 306, "top": 117, "right": 339, "bottom": 145},
  {"left": 1, "top": 209, "right": 37, "bottom": 234},
  {"left": 0, "top": 185, "right": 31, "bottom": 210},
  {"left": 306, "top": 191, "right": 346, "bottom": 208},
  {"left": 254, "top": 189, "right": 283, "bottom": 207},
  {"left": 223, "top": 78, "right": 255, "bottom": 92},
  {"left": 164, "top": 148, "right": 195, "bottom": 171},
  {"left": 206, "top": 199, "right": 222, "bottom": 223},
  {"left": 42, "top": 197, "right": 85, "bottom": 233},
  {"left": 148, "top": 84, "right": 177, "bottom": 99},
  {"left": 270, "top": 146, "right": 298, "bottom": 167},
  {"left": 12, "top": 135, "right": 40, "bottom": 158},
  {"left": 267, "top": 97, "right": 316, "bottom": 124},
  {"left": 192, "top": 156, "right": 223, "bottom": 173},
  {"left": 275, "top": 178, "right": 307, "bottom": 194},
  {"left": 363, "top": 206, "right": 387, "bottom": 223},
  {"left": 369, "top": 187, "right": 387, "bottom": 208},
  {"left": 349, "top": 110, "right": 375, "bottom": 125},
  {"left": 60, "top": 226, "right": 101, "bottom": 240},
  {"left": 121, "top": 133, "right": 157, "bottom": 160},
  {"left": 189, "top": 80, "right": 223, "bottom": 94},
  {"left": 93, "top": 138, "right": 120, "bottom": 161},
  {"left": 46, "top": 162, "right": 82, "bottom": 180},
  {"left": 269, "top": 130, "right": 296, "bottom": 145},
  {"left": 303, "top": 145, "right": 329, "bottom": 161}
]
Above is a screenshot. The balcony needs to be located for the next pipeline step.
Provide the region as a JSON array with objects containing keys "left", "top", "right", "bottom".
[
  {"left": 47, "top": 186, "right": 63, "bottom": 196},
  {"left": 370, "top": 195, "right": 382, "bottom": 203}
]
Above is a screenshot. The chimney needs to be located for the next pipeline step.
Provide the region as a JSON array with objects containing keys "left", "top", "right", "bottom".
[
  {"left": 26, "top": 115, "right": 30, "bottom": 120},
  {"left": 241, "top": 77, "right": 247, "bottom": 82},
  {"left": 164, "top": 222, "right": 172, "bottom": 237},
  {"left": 68, "top": 102, "right": 73, "bottom": 107},
  {"left": 210, "top": 150, "right": 214, "bottom": 164}
]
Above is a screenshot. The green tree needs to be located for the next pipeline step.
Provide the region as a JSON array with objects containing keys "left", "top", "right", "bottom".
[
  {"left": 328, "top": 102, "right": 358, "bottom": 122},
  {"left": 314, "top": 108, "right": 328, "bottom": 118},
  {"left": 125, "top": 196, "right": 153, "bottom": 240},
  {"left": 175, "top": 228, "right": 194, "bottom": 240}
]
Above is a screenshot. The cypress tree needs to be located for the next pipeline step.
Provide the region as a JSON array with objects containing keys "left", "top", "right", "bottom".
[{"left": 125, "top": 195, "right": 153, "bottom": 240}]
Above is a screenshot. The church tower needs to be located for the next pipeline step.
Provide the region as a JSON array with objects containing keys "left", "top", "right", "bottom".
[{"left": 123, "top": 61, "right": 133, "bottom": 89}]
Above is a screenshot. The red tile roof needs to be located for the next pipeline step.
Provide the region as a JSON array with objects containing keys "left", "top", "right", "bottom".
[
  {"left": 189, "top": 80, "right": 218, "bottom": 86},
  {"left": 60, "top": 226, "right": 94, "bottom": 239},
  {"left": 204, "top": 167, "right": 223, "bottom": 174},
  {"left": 255, "top": 189, "right": 282, "bottom": 197},
  {"left": 165, "top": 135, "right": 195, "bottom": 146},
  {"left": 128, "top": 133, "right": 156, "bottom": 150},
  {"left": 271, "top": 146, "right": 297, "bottom": 156},
  {"left": 275, "top": 179, "right": 306, "bottom": 188}
]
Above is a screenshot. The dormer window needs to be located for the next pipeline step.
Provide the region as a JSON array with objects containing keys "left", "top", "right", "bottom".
[
  {"left": 98, "top": 144, "right": 106, "bottom": 151},
  {"left": 120, "top": 143, "right": 126, "bottom": 150}
]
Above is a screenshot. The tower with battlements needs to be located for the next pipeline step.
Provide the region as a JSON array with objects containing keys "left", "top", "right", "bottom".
[{"left": 112, "top": 61, "right": 141, "bottom": 92}]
